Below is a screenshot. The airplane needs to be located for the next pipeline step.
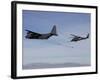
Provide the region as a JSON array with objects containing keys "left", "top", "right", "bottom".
[
  {"left": 70, "top": 33, "right": 89, "bottom": 42},
  {"left": 25, "top": 25, "right": 58, "bottom": 39}
]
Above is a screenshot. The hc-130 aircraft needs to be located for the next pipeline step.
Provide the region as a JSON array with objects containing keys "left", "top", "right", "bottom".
[
  {"left": 70, "top": 33, "right": 89, "bottom": 42},
  {"left": 25, "top": 25, "right": 58, "bottom": 39}
]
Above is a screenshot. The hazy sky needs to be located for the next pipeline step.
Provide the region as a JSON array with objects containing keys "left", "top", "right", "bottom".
[
  {"left": 23, "top": 10, "right": 90, "bottom": 34},
  {"left": 22, "top": 10, "right": 91, "bottom": 67}
]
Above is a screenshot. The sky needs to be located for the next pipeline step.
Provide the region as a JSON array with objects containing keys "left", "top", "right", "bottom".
[{"left": 22, "top": 10, "right": 91, "bottom": 69}]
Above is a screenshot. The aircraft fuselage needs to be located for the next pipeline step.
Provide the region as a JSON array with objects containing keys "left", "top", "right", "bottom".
[
  {"left": 71, "top": 37, "right": 88, "bottom": 42},
  {"left": 26, "top": 33, "right": 54, "bottom": 39}
]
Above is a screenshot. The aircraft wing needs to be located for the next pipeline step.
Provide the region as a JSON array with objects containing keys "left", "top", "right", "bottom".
[
  {"left": 70, "top": 34, "right": 82, "bottom": 38},
  {"left": 25, "top": 30, "right": 41, "bottom": 36}
]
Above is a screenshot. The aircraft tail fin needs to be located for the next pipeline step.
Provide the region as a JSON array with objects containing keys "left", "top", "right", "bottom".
[
  {"left": 51, "top": 25, "right": 58, "bottom": 36},
  {"left": 86, "top": 33, "right": 89, "bottom": 38}
]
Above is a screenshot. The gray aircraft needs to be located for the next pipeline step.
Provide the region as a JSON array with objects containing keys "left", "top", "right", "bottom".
[
  {"left": 25, "top": 25, "right": 58, "bottom": 39},
  {"left": 70, "top": 33, "right": 89, "bottom": 42}
]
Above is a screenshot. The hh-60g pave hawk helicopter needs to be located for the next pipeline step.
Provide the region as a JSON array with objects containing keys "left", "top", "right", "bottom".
[
  {"left": 70, "top": 33, "right": 89, "bottom": 42},
  {"left": 25, "top": 25, "right": 58, "bottom": 39}
]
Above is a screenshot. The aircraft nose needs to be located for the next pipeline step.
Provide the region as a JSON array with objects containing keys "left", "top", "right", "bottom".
[{"left": 25, "top": 35, "right": 28, "bottom": 38}]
